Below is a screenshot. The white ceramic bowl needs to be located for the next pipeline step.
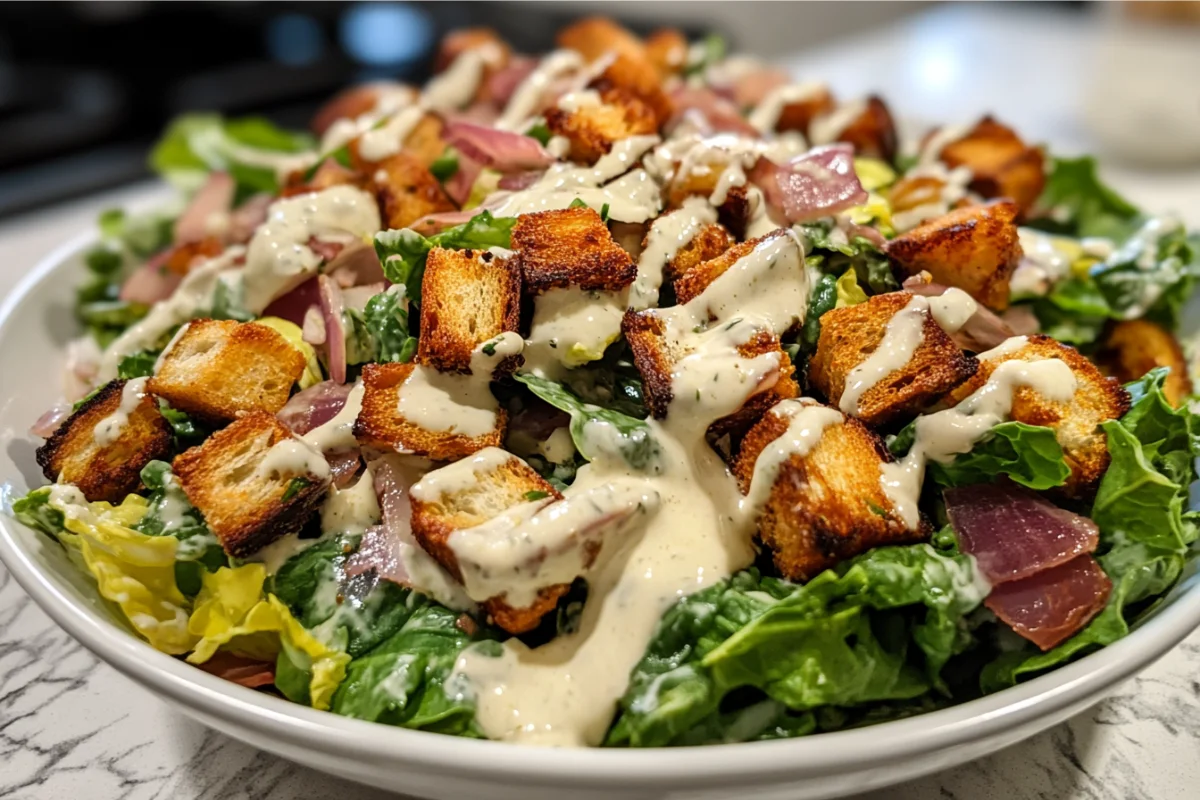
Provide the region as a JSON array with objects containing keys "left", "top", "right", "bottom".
[{"left": 2, "top": 234, "right": 1199, "bottom": 800}]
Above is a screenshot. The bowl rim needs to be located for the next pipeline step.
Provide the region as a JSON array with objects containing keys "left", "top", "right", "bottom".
[{"left": 2, "top": 231, "right": 1199, "bottom": 788}]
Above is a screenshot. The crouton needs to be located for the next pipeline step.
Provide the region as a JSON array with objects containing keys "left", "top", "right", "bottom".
[
  {"left": 589, "top": 53, "right": 674, "bottom": 128},
  {"left": 35, "top": 379, "right": 173, "bottom": 503},
  {"left": 809, "top": 292, "right": 979, "bottom": 427},
  {"left": 173, "top": 411, "right": 329, "bottom": 557},
  {"left": 363, "top": 151, "right": 455, "bottom": 231},
  {"left": 888, "top": 173, "right": 958, "bottom": 215},
  {"left": 941, "top": 334, "right": 1131, "bottom": 496},
  {"left": 557, "top": 17, "right": 646, "bottom": 66},
  {"left": 417, "top": 248, "right": 522, "bottom": 375},
  {"left": 353, "top": 362, "right": 506, "bottom": 461},
  {"left": 935, "top": 117, "right": 1045, "bottom": 216},
  {"left": 643, "top": 29, "right": 688, "bottom": 77},
  {"left": 545, "top": 88, "right": 658, "bottom": 163},
  {"left": 435, "top": 28, "right": 511, "bottom": 74},
  {"left": 281, "top": 158, "right": 364, "bottom": 198},
  {"left": 674, "top": 229, "right": 793, "bottom": 306},
  {"left": 622, "top": 311, "right": 799, "bottom": 435},
  {"left": 1096, "top": 320, "right": 1193, "bottom": 406},
  {"left": 409, "top": 449, "right": 566, "bottom": 634},
  {"left": 148, "top": 319, "right": 305, "bottom": 425},
  {"left": 511, "top": 206, "right": 636, "bottom": 295},
  {"left": 716, "top": 183, "right": 753, "bottom": 241},
  {"left": 161, "top": 237, "right": 225, "bottom": 275},
  {"left": 401, "top": 114, "right": 450, "bottom": 169},
  {"left": 733, "top": 401, "right": 927, "bottom": 581},
  {"left": 831, "top": 95, "right": 898, "bottom": 163},
  {"left": 885, "top": 200, "right": 1022, "bottom": 310},
  {"left": 663, "top": 221, "right": 736, "bottom": 283},
  {"left": 774, "top": 85, "right": 837, "bottom": 137}
]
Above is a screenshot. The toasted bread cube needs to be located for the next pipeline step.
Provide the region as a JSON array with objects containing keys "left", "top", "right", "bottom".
[
  {"left": 1097, "top": 320, "right": 1193, "bottom": 407},
  {"left": 809, "top": 292, "right": 979, "bottom": 427},
  {"left": 401, "top": 113, "right": 450, "bottom": 169},
  {"left": 557, "top": 17, "right": 646, "bottom": 66},
  {"left": 830, "top": 95, "right": 898, "bottom": 163},
  {"left": 733, "top": 402, "right": 927, "bottom": 581},
  {"left": 935, "top": 117, "right": 1045, "bottom": 216},
  {"left": 365, "top": 152, "right": 455, "bottom": 231},
  {"left": 281, "top": 158, "right": 364, "bottom": 199},
  {"left": 435, "top": 27, "right": 511, "bottom": 74},
  {"left": 775, "top": 86, "right": 837, "bottom": 137},
  {"left": 545, "top": 88, "right": 658, "bottom": 163},
  {"left": 589, "top": 53, "right": 674, "bottom": 128},
  {"left": 148, "top": 319, "right": 305, "bottom": 424},
  {"left": 417, "top": 248, "right": 521, "bottom": 375},
  {"left": 942, "top": 335, "right": 1131, "bottom": 496},
  {"left": 353, "top": 362, "right": 506, "bottom": 461},
  {"left": 663, "top": 222, "right": 736, "bottom": 284},
  {"left": 622, "top": 311, "right": 799, "bottom": 436},
  {"left": 173, "top": 411, "right": 329, "bottom": 557},
  {"left": 643, "top": 29, "right": 688, "bottom": 77},
  {"left": 674, "top": 229, "right": 791, "bottom": 305},
  {"left": 511, "top": 207, "right": 636, "bottom": 295},
  {"left": 886, "top": 200, "right": 1022, "bottom": 310},
  {"left": 409, "top": 449, "right": 566, "bottom": 634},
  {"left": 35, "top": 379, "right": 173, "bottom": 503},
  {"left": 888, "top": 174, "right": 957, "bottom": 215}
]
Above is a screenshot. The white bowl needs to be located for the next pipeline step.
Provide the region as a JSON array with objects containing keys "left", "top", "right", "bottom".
[{"left": 2, "top": 234, "right": 1199, "bottom": 800}]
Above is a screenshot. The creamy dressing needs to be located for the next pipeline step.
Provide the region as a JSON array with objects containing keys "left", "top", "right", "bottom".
[
  {"left": 254, "top": 436, "right": 332, "bottom": 483},
  {"left": 927, "top": 287, "right": 978, "bottom": 334},
  {"left": 808, "top": 98, "right": 868, "bottom": 146},
  {"left": 396, "top": 333, "right": 523, "bottom": 438},
  {"left": 488, "top": 136, "right": 662, "bottom": 223},
  {"left": 320, "top": 84, "right": 419, "bottom": 154},
  {"left": 741, "top": 399, "right": 844, "bottom": 516},
  {"left": 839, "top": 295, "right": 929, "bottom": 416},
  {"left": 242, "top": 186, "right": 381, "bottom": 312},
  {"left": 496, "top": 50, "right": 586, "bottom": 131},
  {"left": 356, "top": 105, "right": 426, "bottom": 162},
  {"left": 880, "top": 342, "right": 1078, "bottom": 528},
  {"left": 916, "top": 123, "right": 970, "bottom": 166},
  {"left": 630, "top": 198, "right": 718, "bottom": 310},
  {"left": 91, "top": 377, "right": 149, "bottom": 446},
  {"left": 523, "top": 287, "right": 627, "bottom": 378},
  {"left": 321, "top": 466, "right": 381, "bottom": 536},
  {"left": 302, "top": 382, "right": 365, "bottom": 452},
  {"left": 746, "top": 81, "right": 826, "bottom": 135},
  {"left": 556, "top": 89, "right": 603, "bottom": 113},
  {"left": 422, "top": 47, "right": 497, "bottom": 111},
  {"left": 890, "top": 162, "right": 973, "bottom": 233},
  {"left": 1107, "top": 215, "right": 1184, "bottom": 318},
  {"left": 97, "top": 247, "right": 246, "bottom": 381}
]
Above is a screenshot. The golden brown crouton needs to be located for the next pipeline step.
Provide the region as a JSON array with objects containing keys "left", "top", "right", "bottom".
[
  {"left": 589, "top": 53, "right": 674, "bottom": 128},
  {"left": 663, "top": 222, "right": 736, "bottom": 283},
  {"left": 934, "top": 117, "right": 1045, "bottom": 216},
  {"left": 775, "top": 86, "right": 837, "bottom": 137},
  {"left": 417, "top": 248, "right": 521, "bottom": 375},
  {"left": 409, "top": 450, "right": 566, "bottom": 634},
  {"left": 545, "top": 88, "right": 658, "bottom": 163},
  {"left": 364, "top": 152, "right": 455, "bottom": 231},
  {"left": 942, "top": 334, "right": 1131, "bottom": 496},
  {"left": 622, "top": 311, "right": 799, "bottom": 434},
  {"left": 511, "top": 206, "right": 636, "bottom": 295},
  {"left": 887, "top": 173, "right": 964, "bottom": 216},
  {"left": 809, "top": 292, "right": 979, "bottom": 427},
  {"left": 833, "top": 95, "right": 898, "bottom": 163},
  {"left": 401, "top": 114, "right": 450, "bottom": 169},
  {"left": 148, "top": 319, "right": 306, "bottom": 425},
  {"left": 674, "top": 229, "right": 792, "bottom": 305},
  {"left": 886, "top": 200, "right": 1022, "bottom": 310},
  {"left": 1096, "top": 320, "right": 1193, "bottom": 407},
  {"left": 643, "top": 29, "right": 688, "bottom": 77},
  {"left": 281, "top": 158, "right": 364, "bottom": 199},
  {"left": 35, "top": 379, "right": 173, "bottom": 503},
  {"left": 173, "top": 411, "right": 329, "bottom": 557},
  {"left": 733, "top": 402, "right": 927, "bottom": 580},
  {"left": 557, "top": 17, "right": 646, "bottom": 66},
  {"left": 353, "top": 362, "right": 506, "bottom": 461}
]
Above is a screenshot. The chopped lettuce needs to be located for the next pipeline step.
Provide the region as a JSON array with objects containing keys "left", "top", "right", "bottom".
[
  {"left": 981, "top": 369, "right": 1196, "bottom": 690},
  {"left": 515, "top": 373, "right": 661, "bottom": 471},
  {"left": 889, "top": 421, "right": 1070, "bottom": 491},
  {"left": 343, "top": 285, "right": 419, "bottom": 366},
  {"left": 11, "top": 487, "right": 66, "bottom": 539},
  {"left": 802, "top": 273, "right": 838, "bottom": 351},
  {"left": 135, "top": 461, "right": 225, "bottom": 596},
  {"left": 606, "top": 545, "right": 986, "bottom": 747},
  {"left": 834, "top": 266, "right": 868, "bottom": 308},
  {"left": 684, "top": 33, "right": 727, "bottom": 78},
  {"left": 1032, "top": 156, "right": 1141, "bottom": 241},
  {"left": 374, "top": 211, "right": 517, "bottom": 311},
  {"left": 117, "top": 351, "right": 158, "bottom": 379}
]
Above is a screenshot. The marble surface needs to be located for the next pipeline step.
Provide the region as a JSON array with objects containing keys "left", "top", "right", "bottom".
[{"left": 3, "top": 4, "right": 1200, "bottom": 799}]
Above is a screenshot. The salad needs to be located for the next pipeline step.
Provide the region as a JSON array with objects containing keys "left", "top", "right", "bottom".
[{"left": 11, "top": 17, "right": 1200, "bottom": 749}]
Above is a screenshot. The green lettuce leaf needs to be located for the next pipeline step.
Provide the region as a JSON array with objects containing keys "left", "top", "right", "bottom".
[
  {"left": 801, "top": 273, "right": 837, "bottom": 350},
  {"left": 515, "top": 373, "right": 661, "bottom": 471},
  {"left": 374, "top": 211, "right": 517, "bottom": 310},
  {"left": 1032, "top": 156, "right": 1141, "bottom": 240},
  {"left": 11, "top": 487, "right": 66, "bottom": 539},
  {"left": 117, "top": 351, "right": 158, "bottom": 379},
  {"left": 343, "top": 285, "right": 419, "bottom": 365},
  {"left": 800, "top": 223, "right": 897, "bottom": 295},
  {"left": 135, "top": 460, "right": 225, "bottom": 595},
  {"left": 889, "top": 421, "right": 1070, "bottom": 491},
  {"left": 606, "top": 545, "right": 986, "bottom": 747}
]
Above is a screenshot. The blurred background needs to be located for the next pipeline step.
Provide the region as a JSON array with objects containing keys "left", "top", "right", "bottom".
[{"left": 0, "top": 0, "right": 1198, "bottom": 219}]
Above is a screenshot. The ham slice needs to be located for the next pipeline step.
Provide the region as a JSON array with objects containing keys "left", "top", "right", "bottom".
[
  {"left": 344, "top": 459, "right": 415, "bottom": 585},
  {"left": 443, "top": 121, "right": 556, "bottom": 172},
  {"left": 669, "top": 87, "right": 760, "bottom": 137},
  {"left": 485, "top": 57, "right": 537, "bottom": 106},
  {"left": 750, "top": 145, "right": 867, "bottom": 224},
  {"left": 277, "top": 380, "right": 354, "bottom": 434},
  {"left": 119, "top": 254, "right": 182, "bottom": 305},
  {"left": 325, "top": 241, "right": 385, "bottom": 288},
  {"left": 174, "top": 172, "right": 235, "bottom": 244},
  {"left": 903, "top": 276, "right": 1017, "bottom": 352},
  {"left": 444, "top": 153, "right": 485, "bottom": 206},
  {"left": 945, "top": 484, "right": 1100, "bottom": 585},
  {"left": 194, "top": 651, "right": 276, "bottom": 689},
  {"left": 984, "top": 555, "right": 1112, "bottom": 650},
  {"left": 318, "top": 275, "right": 348, "bottom": 384}
]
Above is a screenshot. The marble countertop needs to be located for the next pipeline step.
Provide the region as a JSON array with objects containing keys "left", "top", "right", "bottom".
[{"left": 3, "top": 4, "right": 1200, "bottom": 799}]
